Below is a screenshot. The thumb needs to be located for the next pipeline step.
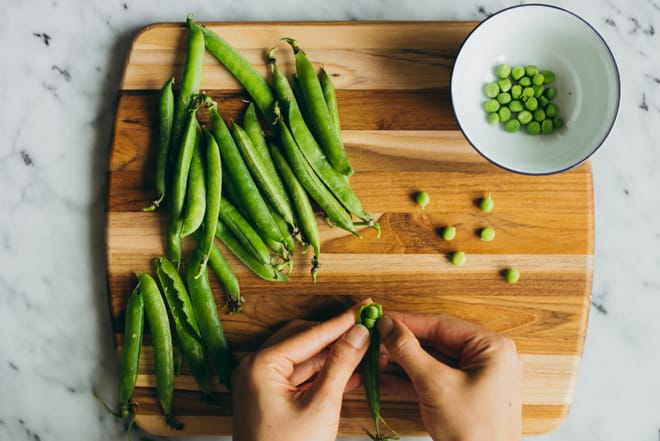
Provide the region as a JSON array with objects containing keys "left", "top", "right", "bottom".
[
  {"left": 309, "top": 324, "right": 370, "bottom": 400},
  {"left": 378, "top": 315, "right": 446, "bottom": 382}
]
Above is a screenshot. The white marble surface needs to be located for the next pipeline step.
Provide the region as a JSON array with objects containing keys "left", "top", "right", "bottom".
[{"left": 1, "top": 0, "right": 658, "bottom": 440}]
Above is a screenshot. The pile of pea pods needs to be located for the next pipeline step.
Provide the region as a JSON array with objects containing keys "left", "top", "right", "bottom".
[{"left": 103, "top": 15, "right": 379, "bottom": 430}]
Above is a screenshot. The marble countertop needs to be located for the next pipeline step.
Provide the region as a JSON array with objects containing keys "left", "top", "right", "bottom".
[{"left": 1, "top": 0, "right": 658, "bottom": 440}]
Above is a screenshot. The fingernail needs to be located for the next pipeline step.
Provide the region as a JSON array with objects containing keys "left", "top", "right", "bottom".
[
  {"left": 345, "top": 324, "right": 370, "bottom": 349},
  {"left": 378, "top": 316, "right": 394, "bottom": 337}
]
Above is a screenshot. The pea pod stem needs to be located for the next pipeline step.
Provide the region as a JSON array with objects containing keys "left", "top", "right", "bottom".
[
  {"left": 144, "top": 77, "right": 174, "bottom": 211},
  {"left": 154, "top": 257, "right": 211, "bottom": 396},
  {"left": 138, "top": 272, "right": 181, "bottom": 429},
  {"left": 186, "top": 249, "right": 234, "bottom": 389},
  {"left": 283, "top": 37, "right": 353, "bottom": 176}
]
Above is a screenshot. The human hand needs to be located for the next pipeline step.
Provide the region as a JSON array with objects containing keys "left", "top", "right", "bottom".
[
  {"left": 378, "top": 312, "right": 522, "bottom": 441},
  {"left": 232, "top": 302, "right": 372, "bottom": 441}
]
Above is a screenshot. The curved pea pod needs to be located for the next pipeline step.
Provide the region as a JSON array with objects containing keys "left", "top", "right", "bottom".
[
  {"left": 283, "top": 38, "right": 353, "bottom": 176},
  {"left": 190, "top": 18, "right": 276, "bottom": 123},
  {"left": 154, "top": 257, "right": 211, "bottom": 396},
  {"left": 206, "top": 239, "right": 244, "bottom": 313},
  {"left": 180, "top": 131, "right": 206, "bottom": 237},
  {"left": 208, "top": 100, "right": 288, "bottom": 260},
  {"left": 233, "top": 116, "right": 296, "bottom": 228},
  {"left": 171, "top": 15, "right": 204, "bottom": 153},
  {"left": 275, "top": 105, "right": 359, "bottom": 237},
  {"left": 197, "top": 127, "right": 222, "bottom": 275},
  {"left": 144, "top": 77, "right": 174, "bottom": 212},
  {"left": 357, "top": 303, "right": 398, "bottom": 440},
  {"left": 186, "top": 249, "right": 234, "bottom": 389},
  {"left": 215, "top": 219, "right": 289, "bottom": 282},
  {"left": 319, "top": 67, "right": 342, "bottom": 143},
  {"left": 117, "top": 285, "right": 144, "bottom": 419},
  {"left": 138, "top": 272, "right": 181, "bottom": 429},
  {"left": 270, "top": 142, "right": 320, "bottom": 282},
  {"left": 219, "top": 197, "right": 271, "bottom": 266},
  {"left": 168, "top": 106, "right": 199, "bottom": 268}
]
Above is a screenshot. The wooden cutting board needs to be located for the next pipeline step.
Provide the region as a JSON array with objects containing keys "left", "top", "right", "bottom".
[{"left": 106, "top": 21, "right": 593, "bottom": 437}]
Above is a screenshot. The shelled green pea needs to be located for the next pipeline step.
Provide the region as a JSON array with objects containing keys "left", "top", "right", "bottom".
[{"left": 482, "top": 63, "right": 565, "bottom": 136}]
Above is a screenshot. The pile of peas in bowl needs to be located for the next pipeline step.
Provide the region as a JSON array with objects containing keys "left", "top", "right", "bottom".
[{"left": 483, "top": 64, "right": 564, "bottom": 135}]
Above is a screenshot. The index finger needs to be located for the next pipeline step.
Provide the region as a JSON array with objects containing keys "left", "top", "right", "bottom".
[
  {"left": 264, "top": 298, "right": 372, "bottom": 365},
  {"left": 386, "top": 311, "right": 491, "bottom": 359}
]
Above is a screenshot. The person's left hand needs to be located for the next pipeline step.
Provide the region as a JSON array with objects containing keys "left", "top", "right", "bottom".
[{"left": 232, "top": 301, "right": 372, "bottom": 441}]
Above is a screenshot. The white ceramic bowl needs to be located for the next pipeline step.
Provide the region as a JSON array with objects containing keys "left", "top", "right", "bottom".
[{"left": 451, "top": 4, "right": 620, "bottom": 175}]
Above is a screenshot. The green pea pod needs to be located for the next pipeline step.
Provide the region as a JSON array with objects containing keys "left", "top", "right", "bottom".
[
  {"left": 154, "top": 257, "right": 211, "bottom": 396},
  {"left": 206, "top": 238, "right": 243, "bottom": 313},
  {"left": 268, "top": 52, "right": 377, "bottom": 233},
  {"left": 270, "top": 143, "right": 320, "bottom": 282},
  {"left": 138, "top": 272, "right": 181, "bottom": 429},
  {"left": 190, "top": 18, "right": 276, "bottom": 123},
  {"left": 171, "top": 15, "right": 205, "bottom": 154},
  {"left": 215, "top": 219, "right": 289, "bottom": 282},
  {"left": 291, "top": 73, "right": 313, "bottom": 128},
  {"left": 283, "top": 38, "right": 353, "bottom": 176},
  {"left": 275, "top": 106, "right": 359, "bottom": 237},
  {"left": 144, "top": 77, "right": 174, "bottom": 211},
  {"left": 319, "top": 67, "right": 342, "bottom": 143},
  {"left": 219, "top": 197, "right": 271, "bottom": 266},
  {"left": 186, "top": 249, "right": 233, "bottom": 389},
  {"left": 219, "top": 161, "right": 288, "bottom": 260},
  {"left": 118, "top": 285, "right": 144, "bottom": 418},
  {"left": 233, "top": 117, "right": 296, "bottom": 228},
  {"left": 168, "top": 106, "right": 199, "bottom": 268},
  {"left": 357, "top": 303, "right": 398, "bottom": 441},
  {"left": 197, "top": 127, "right": 222, "bottom": 275},
  {"left": 208, "top": 100, "right": 288, "bottom": 259},
  {"left": 180, "top": 130, "right": 206, "bottom": 237}
]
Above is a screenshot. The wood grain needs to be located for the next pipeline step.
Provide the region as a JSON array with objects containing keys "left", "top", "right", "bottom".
[{"left": 106, "top": 21, "right": 594, "bottom": 437}]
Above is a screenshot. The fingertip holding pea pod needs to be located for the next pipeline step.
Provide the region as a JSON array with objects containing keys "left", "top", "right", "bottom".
[{"left": 356, "top": 303, "right": 399, "bottom": 441}]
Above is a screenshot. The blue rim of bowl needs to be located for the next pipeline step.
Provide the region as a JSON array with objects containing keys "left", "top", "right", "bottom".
[{"left": 450, "top": 3, "right": 621, "bottom": 176}]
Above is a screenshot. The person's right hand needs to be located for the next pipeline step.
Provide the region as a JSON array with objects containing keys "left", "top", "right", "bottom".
[{"left": 378, "top": 312, "right": 522, "bottom": 441}]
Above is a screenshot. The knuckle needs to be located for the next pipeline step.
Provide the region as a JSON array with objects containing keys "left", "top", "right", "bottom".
[{"left": 388, "top": 332, "right": 419, "bottom": 361}]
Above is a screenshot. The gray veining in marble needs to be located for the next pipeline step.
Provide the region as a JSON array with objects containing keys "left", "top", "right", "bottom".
[{"left": 1, "top": 1, "right": 659, "bottom": 440}]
